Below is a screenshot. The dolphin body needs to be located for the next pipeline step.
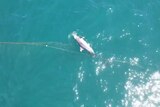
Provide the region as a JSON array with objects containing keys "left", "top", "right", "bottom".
[{"left": 72, "top": 32, "right": 95, "bottom": 55}]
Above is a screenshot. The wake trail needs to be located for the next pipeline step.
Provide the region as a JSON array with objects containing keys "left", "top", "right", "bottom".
[{"left": 94, "top": 53, "right": 145, "bottom": 70}]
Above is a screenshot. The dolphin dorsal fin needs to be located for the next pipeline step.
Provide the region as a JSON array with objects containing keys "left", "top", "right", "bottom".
[{"left": 80, "top": 47, "right": 84, "bottom": 52}]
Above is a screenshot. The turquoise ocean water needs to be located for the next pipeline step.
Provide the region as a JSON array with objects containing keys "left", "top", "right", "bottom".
[{"left": 0, "top": 0, "right": 160, "bottom": 107}]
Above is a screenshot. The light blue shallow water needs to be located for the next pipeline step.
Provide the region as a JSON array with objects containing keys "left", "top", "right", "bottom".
[{"left": 0, "top": 0, "right": 160, "bottom": 107}]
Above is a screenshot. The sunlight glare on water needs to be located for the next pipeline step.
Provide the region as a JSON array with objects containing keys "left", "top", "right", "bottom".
[{"left": 123, "top": 71, "right": 160, "bottom": 107}]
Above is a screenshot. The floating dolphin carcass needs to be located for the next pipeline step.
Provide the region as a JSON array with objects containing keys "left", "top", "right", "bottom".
[{"left": 72, "top": 32, "right": 95, "bottom": 56}]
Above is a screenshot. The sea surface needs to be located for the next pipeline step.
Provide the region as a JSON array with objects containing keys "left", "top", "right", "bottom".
[{"left": 0, "top": 0, "right": 160, "bottom": 107}]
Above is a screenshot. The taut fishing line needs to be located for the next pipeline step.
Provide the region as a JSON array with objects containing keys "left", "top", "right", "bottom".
[
  {"left": 0, "top": 42, "right": 146, "bottom": 70},
  {"left": 0, "top": 42, "right": 80, "bottom": 54}
]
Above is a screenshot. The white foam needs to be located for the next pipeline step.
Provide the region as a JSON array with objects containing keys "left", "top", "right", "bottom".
[
  {"left": 106, "top": 7, "right": 113, "bottom": 15},
  {"left": 78, "top": 70, "right": 84, "bottom": 82},
  {"left": 95, "top": 61, "right": 106, "bottom": 76},
  {"left": 80, "top": 104, "right": 84, "bottom": 107},
  {"left": 77, "top": 62, "right": 85, "bottom": 82},
  {"left": 155, "top": 48, "right": 159, "bottom": 53},
  {"left": 96, "top": 33, "right": 101, "bottom": 38},
  {"left": 120, "top": 32, "right": 131, "bottom": 38},
  {"left": 94, "top": 53, "right": 107, "bottom": 76},
  {"left": 73, "top": 84, "right": 79, "bottom": 101},
  {"left": 100, "top": 79, "right": 108, "bottom": 93},
  {"left": 108, "top": 56, "right": 115, "bottom": 63},
  {"left": 129, "top": 57, "right": 139, "bottom": 66},
  {"left": 102, "top": 36, "right": 112, "bottom": 42},
  {"left": 134, "top": 13, "right": 144, "bottom": 17}
]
